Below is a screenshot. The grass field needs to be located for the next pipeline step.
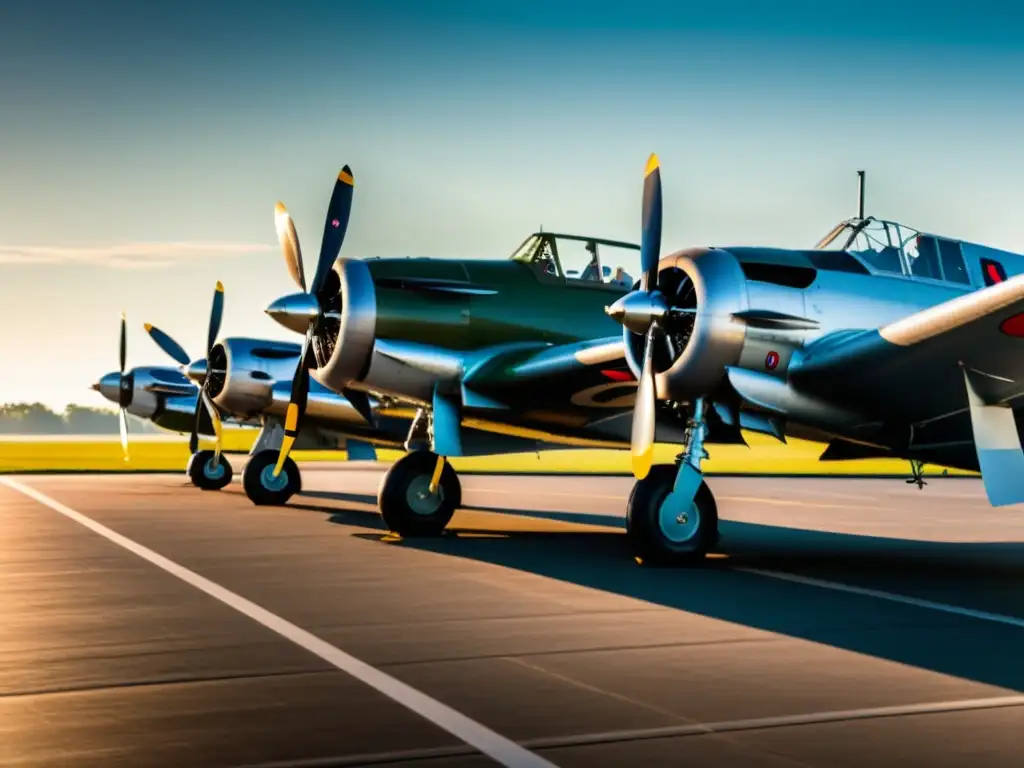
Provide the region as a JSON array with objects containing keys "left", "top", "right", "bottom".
[{"left": 0, "top": 430, "right": 974, "bottom": 477}]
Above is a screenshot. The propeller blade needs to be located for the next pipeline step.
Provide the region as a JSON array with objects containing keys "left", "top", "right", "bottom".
[
  {"left": 144, "top": 323, "right": 191, "bottom": 366},
  {"left": 189, "top": 395, "right": 202, "bottom": 454},
  {"left": 200, "top": 389, "right": 224, "bottom": 468},
  {"left": 272, "top": 336, "right": 312, "bottom": 478},
  {"left": 119, "top": 312, "right": 127, "bottom": 374},
  {"left": 639, "top": 153, "right": 663, "bottom": 292},
  {"left": 275, "top": 202, "right": 307, "bottom": 293},
  {"left": 118, "top": 408, "right": 129, "bottom": 462},
  {"left": 207, "top": 281, "right": 224, "bottom": 354},
  {"left": 631, "top": 326, "right": 658, "bottom": 480},
  {"left": 310, "top": 166, "right": 355, "bottom": 298}
]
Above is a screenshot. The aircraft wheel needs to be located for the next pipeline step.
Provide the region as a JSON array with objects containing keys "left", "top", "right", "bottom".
[
  {"left": 378, "top": 450, "right": 461, "bottom": 537},
  {"left": 186, "top": 450, "right": 233, "bottom": 491},
  {"left": 243, "top": 449, "right": 301, "bottom": 506},
  {"left": 626, "top": 464, "right": 718, "bottom": 566}
]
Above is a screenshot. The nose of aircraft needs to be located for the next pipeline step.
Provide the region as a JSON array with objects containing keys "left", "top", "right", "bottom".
[
  {"left": 265, "top": 292, "right": 321, "bottom": 335},
  {"left": 185, "top": 358, "right": 208, "bottom": 385},
  {"left": 94, "top": 372, "right": 122, "bottom": 404}
]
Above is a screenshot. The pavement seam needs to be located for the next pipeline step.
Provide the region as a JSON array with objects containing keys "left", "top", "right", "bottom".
[
  {"left": 502, "top": 655, "right": 685, "bottom": 722},
  {"left": 521, "top": 694, "right": 1024, "bottom": 750},
  {"left": 736, "top": 566, "right": 1024, "bottom": 630},
  {"left": 375, "top": 636, "right": 786, "bottom": 669},
  {"left": 0, "top": 667, "right": 333, "bottom": 700}
]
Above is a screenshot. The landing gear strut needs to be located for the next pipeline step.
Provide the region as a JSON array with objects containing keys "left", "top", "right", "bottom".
[
  {"left": 906, "top": 460, "right": 928, "bottom": 490},
  {"left": 626, "top": 398, "right": 719, "bottom": 566},
  {"left": 378, "top": 450, "right": 461, "bottom": 537},
  {"left": 186, "top": 450, "right": 233, "bottom": 491}
]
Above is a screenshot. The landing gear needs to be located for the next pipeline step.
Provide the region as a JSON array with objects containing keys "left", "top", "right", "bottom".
[
  {"left": 243, "top": 449, "right": 302, "bottom": 506},
  {"left": 626, "top": 397, "right": 719, "bottom": 566},
  {"left": 186, "top": 450, "right": 233, "bottom": 491},
  {"left": 378, "top": 450, "right": 461, "bottom": 537}
]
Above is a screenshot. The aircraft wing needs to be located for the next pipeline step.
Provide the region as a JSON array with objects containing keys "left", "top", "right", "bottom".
[{"left": 790, "top": 274, "right": 1024, "bottom": 504}]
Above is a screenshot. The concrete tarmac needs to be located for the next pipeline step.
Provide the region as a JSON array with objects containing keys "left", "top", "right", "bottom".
[{"left": 3, "top": 465, "right": 1024, "bottom": 767}]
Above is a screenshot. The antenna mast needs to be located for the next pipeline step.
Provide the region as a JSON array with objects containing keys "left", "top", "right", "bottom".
[{"left": 857, "top": 170, "right": 866, "bottom": 219}]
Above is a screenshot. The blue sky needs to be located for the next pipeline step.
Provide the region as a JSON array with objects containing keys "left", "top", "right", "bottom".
[{"left": 3, "top": 0, "right": 1024, "bottom": 409}]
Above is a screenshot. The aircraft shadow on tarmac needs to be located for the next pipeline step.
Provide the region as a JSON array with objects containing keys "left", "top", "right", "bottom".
[{"left": 291, "top": 489, "right": 1024, "bottom": 694}]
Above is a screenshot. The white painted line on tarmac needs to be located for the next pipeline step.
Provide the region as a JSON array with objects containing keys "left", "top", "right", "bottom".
[
  {"left": 0, "top": 477, "right": 557, "bottom": 768},
  {"left": 737, "top": 566, "right": 1024, "bottom": 630}
]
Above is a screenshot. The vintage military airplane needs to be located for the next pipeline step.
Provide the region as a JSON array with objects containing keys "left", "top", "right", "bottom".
[
  {"left": 91, "top": 311, "right": 242, "bottom": 488},
  {"left": 602, "top": 158, "right": 1024, "bottom": 564},
  {"left": 142, "top": 283, "right": 416, "bottom": 501},
  {"left": 259, "top": 161, "right": 1024, "bottom": 566},
  {"left": 256, "top": 166, "right": 696, "bottom": 534}
]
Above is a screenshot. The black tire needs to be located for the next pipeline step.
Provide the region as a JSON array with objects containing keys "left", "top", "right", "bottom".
[
  {"left": 378, "top": 450, "right": 461, "bottom": 537},
  {"left": 187, "top": 450, "right": 233, "bottom": 491},
  {"left": 626, "top": 464, "right": 718, "bottom": 567},
  {"left": 242, "top": 449, "right": 301, "bottom": 506}
]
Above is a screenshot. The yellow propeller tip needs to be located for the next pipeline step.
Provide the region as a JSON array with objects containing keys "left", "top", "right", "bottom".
[
  {"left": 632, "top": 448, "right": 654, "bottom": 480},
  {"left": 143, "top": 322, "right": 153, "bottom": 332},
  {"left": 274, "top": 201, "right": 287, "bottom": 215},
  {"left": 120, "top": 311, "right": 126, "bottom": 320},
  {"left": 644, "top": 153, "right": 660, "bottom": 177},
  {"left": 338, "top": 168, "right": 354, "bottom": 186},
  {"left": 215, "top": 280, "right": 224, "bottom": 292}
]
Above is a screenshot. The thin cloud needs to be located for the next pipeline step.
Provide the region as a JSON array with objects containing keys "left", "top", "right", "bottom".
[{"left": 0, "top": 241, "right": 275, "bottom": 268}]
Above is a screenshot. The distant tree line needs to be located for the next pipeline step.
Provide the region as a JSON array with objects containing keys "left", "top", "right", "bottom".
[{"left": 0, "top": 403, "right": 163, "bottom": 435}]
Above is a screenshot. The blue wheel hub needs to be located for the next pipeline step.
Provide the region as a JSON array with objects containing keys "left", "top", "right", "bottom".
[{"left": 260, "top": 463, "right": 290, "bottom": 493}]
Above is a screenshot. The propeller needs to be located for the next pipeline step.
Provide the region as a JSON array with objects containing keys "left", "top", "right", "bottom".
[
  {"left": 605, "top": 154, "right": 671, "bottom": 480},
  {"left": 144, "top": 282, "right": 226, "bottom": 465},
  {"left": 117, "top": 312, "right": 130, "bottom": 462},
  {"left": 270, "top": 166, "right": 355, "bottom": 479}
]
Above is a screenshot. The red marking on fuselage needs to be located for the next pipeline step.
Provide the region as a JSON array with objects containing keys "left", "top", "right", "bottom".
[
  {"left": 601, "top": 369, "right": 635, "bottom": 382},
  {"left": 1000, "top": 313, "right": 1024, "bottom": 337}
]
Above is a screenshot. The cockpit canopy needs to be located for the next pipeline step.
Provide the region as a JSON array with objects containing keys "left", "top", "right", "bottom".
[
  {"left": 509, "top": 232, "right": 640, "bottom": 288},
  {"left": 815, "top": 216, "right": 971, "bottom": 285}
]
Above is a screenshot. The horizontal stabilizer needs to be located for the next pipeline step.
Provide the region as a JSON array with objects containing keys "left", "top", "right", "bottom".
[{"left": 964, "top": 368, "right": 1024, "bottom": 506}]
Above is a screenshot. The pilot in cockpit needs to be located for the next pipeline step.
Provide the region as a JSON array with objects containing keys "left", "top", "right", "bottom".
[
  {"left": 610, "top": 267, "right": 634, "bottom": 287},
  {"left": 579, "top": 241, "right": 601, "bottom": 281},
  {"left": 533, "top": 241, "right": 558, "bottom": 276}
]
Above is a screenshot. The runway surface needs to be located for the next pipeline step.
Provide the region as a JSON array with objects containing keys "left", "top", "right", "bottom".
[{"left": 3, "top": 464, "right": 1024, "bottom": 767}]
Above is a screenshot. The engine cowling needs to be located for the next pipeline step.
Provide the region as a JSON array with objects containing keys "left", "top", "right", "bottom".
[
  {"left": 208, "top": 338, "right": 304, "bottom": 418},
  {"left": 312, "top": 257, "right": 378, "bottom": 394},
  {"left": 95, "top": 366, "right": 194, "bottom": 420},
  {"left": 210, "top": 336, "right": 377, "bottom": 425},
  {"left": 622, "top": 247, "right": 750, "bottom": 401}
]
